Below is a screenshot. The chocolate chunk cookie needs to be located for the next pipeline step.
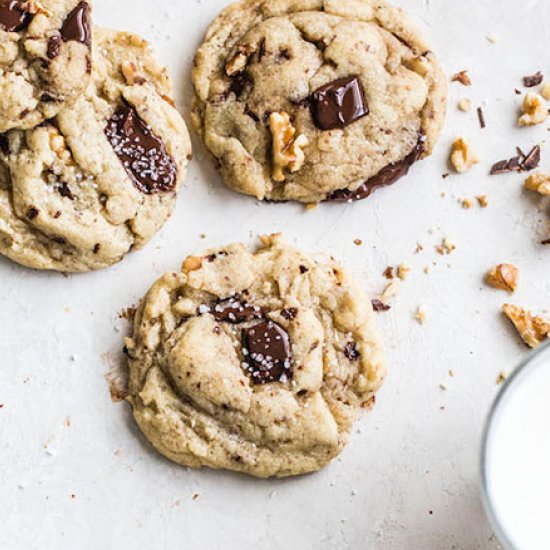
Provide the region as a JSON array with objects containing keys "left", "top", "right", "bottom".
[
  {"left": 0, "top": 28, "right": 191, "bottom": 272},
  {"left": 192, "top": 0, "right": 447, "bottom": 203},
  {"left": 0, "top": 0, "right": 92, "bottom": 132},
  {"left": 126, "top": 235, "right": 386, "bottom": 478}
]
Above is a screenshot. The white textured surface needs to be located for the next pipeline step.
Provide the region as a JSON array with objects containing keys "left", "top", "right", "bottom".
[{"left": 1, "top": 0, "right": 549, "bottom": 548}]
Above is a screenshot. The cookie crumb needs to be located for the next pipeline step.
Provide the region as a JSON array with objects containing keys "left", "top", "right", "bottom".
[
  {"left": 503, "top": 304, "right": 550, "bottom": 348},
  {"left": 414, "top": 306, "right": 427, "bottom": 324},
  {"left": 381, "top": 280, "right": 400, "bottom": 301},
  {"left": 353, "top": 239, "right": 363, "bottom": 246},
  {"left": 192, "top": 493, "right": 200, "bottom": 501},
  {"left": 450, "top": 137, "right": 479, "bottom": 173},
  {"left": 525, "top": 172, "right": 550, "bottom": 195},
  {"left": 305, "top": 203, "right": 318, "bottom": 211},
  {"left": 496, "top": 371, "right": 509, "bottom": 385},
  {"left": 476, "top": 195, "right": 489, "bottom": 207},
  {"left": 485, "top": 264, "right": 519, "bottom": 292},
  {"left": 397, "top": 263, "right": 410, "bottom": 280},
  {"left": 383, "top": 266, "right": 394, "bottom": 279},
  {"left": 541, "top": 83, "right": 550, "bottom": 101},
  {"left": 435, "top": 238, "right": 456, "bottom": 255},
  {"left": 519, "top": 93, "right": 548, "bottom": 126},
  {"left": 461, "top": 198, "right": 473, "bottom": 209},
  {"left": 372, "top": 299, "right": 391, "bottom": 312},
  {"left": 458, "top": 98, "right": 472, "bottom": 112}
]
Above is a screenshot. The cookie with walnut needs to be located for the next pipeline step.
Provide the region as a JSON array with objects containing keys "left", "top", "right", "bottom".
[
  {"left": 0, "top": 28, "right": 191, "bottom": 272},
  {"left": 126, "top": 235, "right": 386, "bottom": 478},
  {"left": 0, "top": 0, "right": 92, "bottom": 132},
  {"left": 192, "top": 0, "right": 447, "bottom": 203}
]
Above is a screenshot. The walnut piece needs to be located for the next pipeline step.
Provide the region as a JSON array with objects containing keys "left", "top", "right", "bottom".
[
  {"left": 48, "top": 127, "right": 71, "bottom": 163},
  {"left": 503, "top": 304, "right": 550, "bottom": 348},
  {"left": 121, "top": 61, "right": 146, "bottom": 86},
  {"left": 519, "top": 93, "right": 548, "bottom": 126},
  {"left": 435, "top": 238, "right": 456, "bottom": 255},
  {"left": 182, "top": 256, "right": 203, "bottom": 273},
  {"left": 458, "top": 98, "right": 472, "bottom": 112},
  {"left": 476, "top": 195, "right": 489, "bottom": 208},
  {"left": 451, "top": 71, "right": 472, "bottom": 86},
  {"left": 485, "top": 264, "right": 519, "bottom": 292},
  {"left": 269, "top": 112, "right": 309, "bottom": 182},
  {"left": 525, "top": 172, "right": 550, "bottom": 196},
  {"left": 450, "top": 137, "right": 479, "bottom": 173},
  {"left": 225, "top": 44, "right": 256, "bottom": 76}
]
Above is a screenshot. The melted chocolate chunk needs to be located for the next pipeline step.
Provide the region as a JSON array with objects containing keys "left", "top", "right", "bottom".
[
  {"left": 344, "top": 342, "right": 360, "bottom": 361},
  {"left": 0, "top": 0, "right": 32, "bottom": 33},
  {"left": 60, "top": 1, "right": 90, "bottom": 47},
  {"left": 211, "top": 296, "right": 266, "bottom": 324},
  {"left": 310, "top": 76, "right": 368, "bottom": 130},
  {"left": 26, "top": 207, "right": 39, "bottom": 219},
  {"left": 281, "top": 307, "right": 298, "bottom": 321},
  {"left": 242, "top": 321, "right": 292, "bottom": 384},
  {"left": 490, "top": 145, "right": 540, "bottom": 175},
  {"left": 104, "top": 102, "right": 177, "bottom": 194},
  {"left": 58, "top": 182, "right": 74, "bottom": 200},
  {"left": 47, "top": 35, "right": 61, "bottom": 59},
  {"left": 0, "top": 134, "right": 9, "bottom": 155},
  {"left": 327, "top": 136, "right": 425, "bottom": 202}
]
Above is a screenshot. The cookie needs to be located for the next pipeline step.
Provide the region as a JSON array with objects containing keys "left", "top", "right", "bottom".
[
  {"left": 0, "top": 0, "right": 92, "bottom": 132},
  {"left": 126, "top": 235, "right": 386, "bottom": 478},
  {"left": 192, "top": 0, "right": 447, "bottom": 203},
  {"left": 0, "top": 28, "right": 191, "bottom": 272}
]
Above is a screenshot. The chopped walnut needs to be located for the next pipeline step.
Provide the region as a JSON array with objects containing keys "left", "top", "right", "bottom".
[
  {"left": 269, "top": 112, "right": 309, "bottom": 182},
  {"left": 182, "top": 256, "right": 202, "bottom": 273},
  {"left": 48, "top": 127, "right": 71, "bottom": 163},
  {"left": 450, "top": 137, "right": 479, "bottom": 173},
  {"left": 121, "top": 61, "right": 146, "bottom": 86},
  {"left": 503, "top": 304, "right": 550, "bottom": 348},
  {"left": 225, "top": 44, "right": 256, "bottom": 76},
  {"left": 525, "top": 172, "right": 550, "bottom": 196},
  {"left": 451, "top": 70, "right": 472, "bottom": 86},
  {"left": 23, "top": 0, "right": 51, "bottom": 16},
  {"left": 458, "top": 98, "right": 472, "bottom": 112},
  {"left": 435, "top": 238, "right": 456, "bottom": 255},
  {"left": 476, "top": 195, "right": 489, "bottom": 208},
  {"left": 485, "top": 264, "right": 519, "bottom": 292},
  {"left": 519, "top": 93, "right": 548, "bottom": 126},
  {"left": 461, "top": 198, "right": 473, "bottom": 209},
  {"left": 397, "top": 264, "right": 410, "bottom": 280}
]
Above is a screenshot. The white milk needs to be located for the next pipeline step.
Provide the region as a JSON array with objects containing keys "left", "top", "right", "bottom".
[{"left": 483, "top": 344, "right": 550, "bottom": 550}]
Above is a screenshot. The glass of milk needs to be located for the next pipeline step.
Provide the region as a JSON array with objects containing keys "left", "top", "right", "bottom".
[{"left": 481, "top": 341, "right": 550, "bottom": 550}]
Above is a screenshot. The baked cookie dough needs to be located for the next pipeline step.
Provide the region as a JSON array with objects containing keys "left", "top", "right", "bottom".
[
  {"left": 126, "top": 235, "right": 386, "bottom": 478},
  {"left": 192, "top": 0, "right": 447, "bottom": 203},
  {"left": 0, "top": 28, "right": 191, "bottom": 272},
  {"left": 0, "top": 0, "right": 92, "bottom": 132}
]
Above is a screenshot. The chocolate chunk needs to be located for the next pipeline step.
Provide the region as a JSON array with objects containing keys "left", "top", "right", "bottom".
[
  {"left": 41, "top": 91, "right": 60, "bottom": 102},
  {"left": 327, "top": 136, "right": 425, "bottom": 202},
  {"left": 0, "top": 134, "right": 9, "bottom": 155},
  {"left": 477, "top": 107, "right": 486, "bottom": 129},
  {"left": 47, "top": 35, "right": 62, "bottom": 59},
  {"left": 281, "top": 307, "right": 298, "bottom": 320},
  {"left": 211, "top": 296, "right": 266, "bottom": 324},
  {"left": 310, "top": 76, "right": 368, "bottom": 130},
  {"left": 60, "top": 1, "right": 91, "bottom": 47},
  {"left": 490, "top": 145, "right": 540, "bottom": 175},
  {"left": 372, "top": 299, "right": 391, "bottom": 312},
  {"left": 344, "top": 342, "right": 360, "bottom": 361},
  {"left": 0, "top": 0, "right": 32, "bottom": 33},
  {"left": 58, "top": 182, "right": 74, "bottom": 200},
  {"left": 242, "top": 320, "right": 292, "bottom": 384},
  {"left": 104, "top": 101, "right": 177, "bottom": 194},
  {"left": 523, "top": 71, "right": 543, "bottom": 88},
  {"left": 299, "top": 265, "right": 309, "bottom": 274},
  {"left": 26, "top": 207, "right": 39, "bottom": 219}
]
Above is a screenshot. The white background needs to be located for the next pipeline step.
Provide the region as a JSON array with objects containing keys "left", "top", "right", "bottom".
[{"left": 2, "top": 0, "right": 550, "bottom": 548}]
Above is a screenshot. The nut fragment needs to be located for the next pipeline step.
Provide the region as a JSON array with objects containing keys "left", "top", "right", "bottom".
[
  {"left": 48, "top": 127, "right": 71, "bottom": 163},
  {"left": 524, "top": 172, "right": 550, "bottom": 196},
  {"left": 450, "top": 137, "right": 479, "bottom": 173},
  {"left": 23, "top": 0, "right": 51, "bottom": 16},
  {"left": 397, "top": 264, "right": 410, "bottom": 280},
  {"left": 451, "top": 71, "right": 472, "bottom": 86},
  {"left": 182, "top": 256, "right": 203, "bottom": 273},
  {"left": 503, "top": 304, "right": 550, "bottom": 348},
  {"left": 485, "top": 264, "right": 519, "bottom": 292},
  {"left": 519, "top": 93, "right": 548, "bottom": 126},
  {"left": 225, "top": 44, "right": 256, "bottom": 76},
  {"left": 435, "top": 238, "right": 456, "bottom": 255},
  {"left": 121, "top": 61, "right": 146, "bottom": 86},
  {"left": 461, "top": 198, "right": 473, "bottom": 209},
  {"left": 269, "top": 112, "right": 309, "bottom": 182},
  {"left": 476, "top": 195, "right": 489, "bottom": 207}
]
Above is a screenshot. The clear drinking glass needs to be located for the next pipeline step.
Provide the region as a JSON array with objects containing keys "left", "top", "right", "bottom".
[{"left": 481, "top": 341, "right": 550, "bottom": 550}]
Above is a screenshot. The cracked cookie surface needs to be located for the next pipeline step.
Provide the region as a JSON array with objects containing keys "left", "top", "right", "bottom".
[
  {"left": 192, "top": 0, "right": 447, "bottom": 203},
  {"left": 126, "top": 235, "right": 386, "bottom": 478},
  {"left": 0, "top": 0, "right": 92, "bottom": 132},
  {"left": 0, "top": 28, "right": 191, "bottom": 272}
]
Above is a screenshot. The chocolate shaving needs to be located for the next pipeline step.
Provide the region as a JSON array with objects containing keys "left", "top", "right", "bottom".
[
  {"left": 490, "top": 145, "right": 540, "bottom": 175},
  {"left": 451, "top": 70, "right": 471, "bottom": 86},
  {"left": 477, "top": 107, "right": 486, "bottom": 129},
  {"left": 372, "top": 299, "right": 391, "bottom": 312},
  {"left": 523, "top": 71, "right": 544, "bottom": 88}
]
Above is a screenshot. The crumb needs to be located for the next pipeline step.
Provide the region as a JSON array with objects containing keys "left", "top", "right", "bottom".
[
  {"left": 353, "top": 239, "right": 363, "bottom": 246},
  {"left": 503, "top": 304, "right": 550, "bottom": 348},
  {"left": 476, "top": 195, "right": 489, "bottom": 207},
  {"left": 383, "top": 266, "right": 394, "bottom": 279},
  {"left": 525, "top": 172, "right": 550, "bottom": 195},
  {"left": 423, "top": 265, "right": 431, "bottom": 274},
  {"left": 305, "top": 203, "right": 317, "bottom": 211},
  {"left": 496, "top": 371, "right": 509, "bottom": 385},
  {"left": 192, "top": 493, "right": 200, "bottom": 501},
  {"left": 458, "top": 98, "right": 472, "bottom": 111},
  {"left": 461, "top": 198, "right": 473, "bottom": 209},
  {"left": 451, "top": 70, "right": 472, "bottom": 86},
  {"left": 519, "top": 93, "right": 548, "bottom": 126},
  {"left": 451, "top": 137, "right": 479, "bottom": 173},
  {"left": 119, "top": 307, "right": 136, "bottom": 322},
  {"left": 435, "top": 238, "right": 456, "bottom": 255},
  {"left": 448, "top": 369, "right": 455, "bottom": 377},
  {"left": 63, "top": 416, "right": 71, "bottom": 428},
  {"left": 485, "top": 264, "right": 519, "bottom": 292},
  {"left": 397, "top": 264, "right": 410, "bottom": 280},
  {"left": 200, "top": 234, "right": 207, "bottom": 239},
  {"left": 439, "top": 384, "right": 447, "bottom": 391},
  {"left": 414, "top": 306, "right": 427, "bottom": 324},
  {"left": 441, "top": 173, "right": 450, "bottom": 179}
]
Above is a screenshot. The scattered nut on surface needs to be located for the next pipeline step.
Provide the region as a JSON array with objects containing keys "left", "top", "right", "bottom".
[
  {"left": 225, "top": 44, "right": 255, "bottom": 76},
  {"left": 541, "top": 83, "right": 550, "bottom": 101},
  {"left": 458, "top": 98, "right": 472, "bottom": 112},
  {"left": 485, "top": 264, "right": 519, "bottom": 292},
  {"left": 381, "top": 280, "right": 401, "bottom": 302},
  {"left": 524, "top": 172, "right": 550, "bottom": 196},
  {"left": 476, "top": 195, "right": 489, "bottom": 208},
  {"left": 496, "top": 371, "right": 509, "bottom": 385},
  {"left": 182, "top": 256, "right": 203, "bottom": 273},
  {"left": 450, "top": 137, "right": 479, "bottom": 173},
  {"left": 503, "top": 304, "right": 550, "bottom": 348},
  {"left": 436, "top": 238, "right": 456, "bottom": 255},
  {"left": 461, "top": 198, "right": 473, "bottom": 209},
  {"left": 519, "top": 93, "right": 548, "bottom": 126},
  {"left": 451, "top": 70, "right": 472, "bottom": 86},
  {"left": 269, "top": 112, "right": 309, "bottom": 182},
  {"left": 48, "top": 127, "right": 71, "bottom": 163},
  {"left": 121, "top": 61, "right": 146, "bottom": 86}
]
